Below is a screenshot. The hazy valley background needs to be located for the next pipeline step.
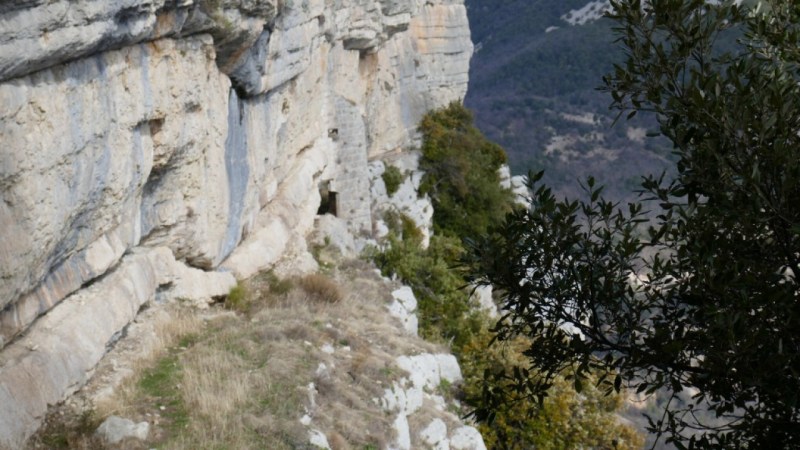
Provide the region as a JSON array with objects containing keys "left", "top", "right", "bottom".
[{"left": 464, "top": 0, "right": 674, "bottom": 202}]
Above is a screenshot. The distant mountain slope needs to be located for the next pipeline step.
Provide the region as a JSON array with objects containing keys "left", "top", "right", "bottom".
[{"left": 465, "top": 0, "right": 673, "bottom": 201}]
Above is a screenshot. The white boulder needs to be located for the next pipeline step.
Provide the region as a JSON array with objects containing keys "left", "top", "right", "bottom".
[
  {"left": 450, "top": 426, "right": 487, "bottom": 450},
  {"left": 95, "top": 416, "right": 149, "bottom": 445}
]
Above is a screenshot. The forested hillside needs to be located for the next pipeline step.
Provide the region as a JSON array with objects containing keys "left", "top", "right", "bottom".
[{"left": 464, "top": 0, "right": 672, "bottom": 200}]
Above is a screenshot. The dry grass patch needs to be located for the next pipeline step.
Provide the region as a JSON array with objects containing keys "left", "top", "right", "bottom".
[
  {"left": 160, "top": 315, "right": 315, "bottom": 449},
  {"left": 298, "top": 273, "right": 343, "bottom": 304},
  {"left": 29, "top": 263, "right": 453, "bottom": 450}
]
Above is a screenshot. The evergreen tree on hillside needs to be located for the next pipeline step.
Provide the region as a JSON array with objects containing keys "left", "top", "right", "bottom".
[{"left": 418, "top": 102, "right": 512, "bottom": 239}]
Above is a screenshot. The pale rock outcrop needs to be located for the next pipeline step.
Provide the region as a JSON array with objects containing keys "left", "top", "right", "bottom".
[
  {"left": 382, "top": 351, "right": 485, "bottom": 450},
  {"left": 311, "top": 214, "right": 360, "bottom": 256},
  {"left": 159, "top": 260, "right": 237, "bottom": 307},
  {"left": 450, "top": 426, "right": 488, "bottom": 450},
  {"left": 498, "top": 164, "right": 530, "bottom": 206},
  {"left": 0, "top": 0, "right": 471, "bottom": 342},
  {"left": 95, "top": 416, "right": 150, "bottom": 445},
  {"left": 0, "top": 0, "right": 279, "bottom": 84},
  {"left": 309, "top": 428, "right": 332, "bottom": 449},
  {"left": 392, "top": 413, "right": 413, "bottom": 450},
  {"left": 369, "top": 153, "right": 434, "bottom": 246},
  {"left": 388, "top": 286, "right": 419, "bottom": 335},
  {"left": 470, "top": 284, "right": 498, "bottom": 318},
  {"left": 0, "top": 247, "right": 173, "bottom": 448},
  {"left": 0, "top": 0, "right": 472, "bottom": 445},
  {"left": 0, "top": 246, "right": 234, "bottom": 448},
  {"left": 0, "top": 36, "right": 233, "bottom": 340},
  {"left": 420, "top": 418, "right": 449, "bottom": 449},
  {"left": 417, "top": 418, "right": 488, "bottom": 450},
  {"left": 395, "top": 353, "right": 463, "bottom": 391}
]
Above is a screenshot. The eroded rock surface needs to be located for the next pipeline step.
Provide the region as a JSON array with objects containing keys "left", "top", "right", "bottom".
[{"left": 0, "top": 0, "right": 472, "bottom": 445}]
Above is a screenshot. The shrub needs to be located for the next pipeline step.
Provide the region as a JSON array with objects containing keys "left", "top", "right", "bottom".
[
  {"left": 298, "top": 274, "right": 343, "bottom": 304},
  {"left": 399, "top": 214, "right": 422, "bottom": 243},
  {"left": 371, "top": 232, "right": 479, "bottom": 349},
  {"left": 266, "top": 271, "right": 294, "bottom": 296},
  {"left": 382, "top": 210, "right": 423, "bottom": 243},
  {"left": 459, "top": 327, "right": 643, "bottom": 450},
  {"left": 225, "top": 283, "right": 248, "bottom": 312},
  {"left": 418, "top": 102, "right": 514, "bottom": 238},
  {"left": 381, "top": 165, "right": 405, "bottom": 196}
]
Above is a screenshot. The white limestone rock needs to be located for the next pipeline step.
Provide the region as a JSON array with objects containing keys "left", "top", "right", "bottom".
[
  {"left": 312, "top": 214, "right": 358, "bottom": 257},
  {"left": 499, "top": 164, "right": 530, "bottom": 206},
  {"left": 397, "top": 354, "right": 439, "bottom": 390},
  {"left": 498, "top": 165, "right": 513, "bottom": 189},
  {"left": 159, "top": 262, "right": 238, "bottom": 307},
  {"left": 450, "top": 426, "right": 488, "bottom": 450},
  {"left": 0, "top": 247, "right": 175, "bottom": 449},
  {"left": 406, "top": 4, "right": 472, "bottom": 109},
  {"left": 381, "top": 352, "right": 484, "bottom": 450},
  {"left": 435, "top": 354, "right": 463, "bottom": 385},
  {"left": 388, "top": 286, "right": 419, "bottom": 335},
  {"left": 95, "top": 416, "right": 150, "bottom": 444},
  {"left": 420, "top": 418, "right": 449, "bottom": 448},
  {"left": 231, "top": 0, "right": 323, "bottom": 96},
  {"left": 391, "top": 413, "right": 412, "bottom": 450},
  {"left": 309, "top": 428, "right": 331, "bottom": 449},
  {"left": 221, "top": 139, "right": 329, "bottom": 279},
  {"left": 396, "top": 353, "right": 462, "bottom": 391},
  {"left": 0, "top": 0, "right": 279, "bottom": 84},
  {"left": 392, "top": 286, "right": 418, "bottom": 311},
  {"left": 511, "top": 175, "right": 530, "bottom": 207},
  {"left": 368, "top": 155, "right": 434, "bottom": 247},
  {"left": 0, "top": 229, "right": 128, "bottom": 346},
  {"left": 0, "top": 35, "right": 232, "bottom": 318},
  {"left": 0, "top": 0, "right": 474, "bottom": 446},
  {"left": 381, "top": 381, "right": 407, "bottom": 413}
]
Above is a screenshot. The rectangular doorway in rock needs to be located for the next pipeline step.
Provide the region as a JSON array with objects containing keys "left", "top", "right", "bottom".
[{"left": 317, "top": 181, "right": 339, "bottom": 217}]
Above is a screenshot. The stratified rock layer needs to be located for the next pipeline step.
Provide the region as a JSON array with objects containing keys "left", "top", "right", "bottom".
[{"left": 0, "top": 0, "right": 472, "bottom": 446}]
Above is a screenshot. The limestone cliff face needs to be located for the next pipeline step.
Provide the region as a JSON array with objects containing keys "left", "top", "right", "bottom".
[{"left": 0, "top": 0, "right": 471, "bottom": 445}]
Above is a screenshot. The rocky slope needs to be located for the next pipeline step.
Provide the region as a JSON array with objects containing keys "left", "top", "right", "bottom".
[
  {"left": 0, "top": 0, "right": 472, "bottom": 446},
  {"left": 28, "top": 256, "right": 486, "bottom": 449}
]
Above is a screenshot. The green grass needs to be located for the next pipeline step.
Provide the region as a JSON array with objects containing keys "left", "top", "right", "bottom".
[
  {"left": 224, "top": 283, "right": 248, "bottom": 312},
  {"left": 138, "top": 353, "right": 189, "bottom": 433}
]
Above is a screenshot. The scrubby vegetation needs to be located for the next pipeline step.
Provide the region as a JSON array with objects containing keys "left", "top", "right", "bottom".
[
  {"left": 370, "top": 232, "right": 482, "bottom": 349},
  {"left": 381, "top": 165, "right": 405, "bottom": 197},
  {"left": 370, "top": 103, "right": 643, "bottom": 449},
  {"left": 460, "top": 329, "right": 643, "bottom": 450},
  {"left": 419, "top": 102, "right": 512, "bottom": 239}
]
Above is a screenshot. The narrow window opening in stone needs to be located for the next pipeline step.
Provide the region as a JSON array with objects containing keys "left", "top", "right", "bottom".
[{"left": 317, "top": 181, "right": 339, "bottom": 217}]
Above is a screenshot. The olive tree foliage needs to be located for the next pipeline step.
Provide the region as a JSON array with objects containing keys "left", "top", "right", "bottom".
[{"left": 464, "top": 1, "right": 800, "bottom": 448}]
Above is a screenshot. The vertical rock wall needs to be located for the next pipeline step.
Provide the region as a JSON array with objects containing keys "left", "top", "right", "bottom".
[{"left": 0, "top": 0, "right": 472, "bottom": 446}]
